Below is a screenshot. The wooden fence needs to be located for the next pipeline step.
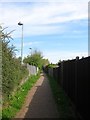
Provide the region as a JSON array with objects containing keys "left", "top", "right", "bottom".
[{"left": 44, "top": 56, "right": 90, "bottom": 120}]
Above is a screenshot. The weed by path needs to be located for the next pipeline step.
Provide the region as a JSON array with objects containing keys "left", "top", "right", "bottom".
[{"left": 2, "top": 74, "right": 40, "bottom": 119}]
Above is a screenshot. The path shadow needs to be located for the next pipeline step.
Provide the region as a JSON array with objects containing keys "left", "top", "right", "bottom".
[{"left": 24, "top": 73, "right": 59, "bottom": 118}]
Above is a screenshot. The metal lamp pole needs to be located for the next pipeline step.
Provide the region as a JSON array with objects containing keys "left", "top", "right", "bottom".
[{"left": 18, "top": 22, "right": 23, "bottom": 64}]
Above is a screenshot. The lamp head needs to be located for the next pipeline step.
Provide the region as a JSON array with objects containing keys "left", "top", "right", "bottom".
[{"left": 18, "top": 22, "right": 23, "bottom": 25}]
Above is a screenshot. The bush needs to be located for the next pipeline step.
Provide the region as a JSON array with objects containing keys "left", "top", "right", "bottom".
[
  {"left": 0, "top": 26, "right": 28, "bottom": 103},
  {"left": 2, "top": 74, "right": 40, "bottom": 119}
]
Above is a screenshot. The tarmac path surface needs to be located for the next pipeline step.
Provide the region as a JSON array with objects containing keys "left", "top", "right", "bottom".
[{"left": 15, "top": 73, "right": 59, "bottom": 118}]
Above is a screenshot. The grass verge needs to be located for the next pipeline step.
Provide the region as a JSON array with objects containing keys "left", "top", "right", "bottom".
[
  {"left": 2, "top": 73, "right": 40, "bottom": 119},
  {"left": 47, "top": 75, "right": 77, "bottom": 119}
]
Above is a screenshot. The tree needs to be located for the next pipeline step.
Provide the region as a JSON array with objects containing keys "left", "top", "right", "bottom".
[
  {"left": 23, "top": 49, "right": 49, "bottom": 70},
  {"left": 57, "top": 59, "right": 61, "bottom": 66},
  {"left": 42, "top": 58, "right": 50, "bottom": 66}
]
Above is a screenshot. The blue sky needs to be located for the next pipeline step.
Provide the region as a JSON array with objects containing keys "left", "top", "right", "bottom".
[{"left": 0, "top": 0, "right": 88, "bottom": 63}]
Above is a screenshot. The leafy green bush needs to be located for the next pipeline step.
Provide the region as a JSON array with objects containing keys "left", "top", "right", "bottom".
[
  {"left": 2, "top": 74, "right": 40, "bottom": 119},
  {"left": 0, "top": 26, "right": 28, "bottom": 103}
]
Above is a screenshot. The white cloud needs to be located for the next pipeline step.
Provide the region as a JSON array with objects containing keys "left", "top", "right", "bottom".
[
  {"left": 23, "top": 41, "right": 41, "bottom": 47},
  {"left": 14, "top": 41, "right": 41, "bottom": 47},
  {"left": 0, "top": 2, "right": 88, "bottom": 37},
  {"left": 43, "top": 50, "right": 88, "bottom": 63},
  {"left": 0, "top": 0, "right": 89, "bottom": 3},
  {"left": 0, "top": 2, "right": 88, "bottom": 62},
  {"left": 15, "top": 49, "right": 88, "bottom": 63}
]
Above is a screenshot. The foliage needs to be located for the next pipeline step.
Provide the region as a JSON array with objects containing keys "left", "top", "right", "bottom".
[
  {"left": 42, "top": 58, "right": 50, "bottom": 66},
  {"left": 47, "top": 63, "right": 58, "bottom": 68},
  {"left": 2, "top": 74, "right": 40, "bottom": 119},
  {"left": 23, "top": 50, "right": 49, "bottom": 70},
  {"left": 0, "top": 25, "right": 28, "bottom": 102},
  {"left": 57, "top": 60, "right": 61, "bottom": 66}
]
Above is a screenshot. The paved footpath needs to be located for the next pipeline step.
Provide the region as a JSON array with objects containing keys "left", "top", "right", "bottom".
[{"left": 15, "top": 73, "right": 59, "bottom": 118}]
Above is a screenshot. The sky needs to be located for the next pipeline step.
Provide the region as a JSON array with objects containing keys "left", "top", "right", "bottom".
[{"left": 0, "top": 0, "right": 89, "bottom": 63}]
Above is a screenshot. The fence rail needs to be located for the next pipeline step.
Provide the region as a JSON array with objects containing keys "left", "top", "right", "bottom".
[{"left": 44, "top": 56, "right": 90, "bottom": 120}]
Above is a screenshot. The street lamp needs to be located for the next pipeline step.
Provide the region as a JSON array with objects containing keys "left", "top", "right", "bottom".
[{"left": 18, "top": 22, "right": 23, "bottom": 64}]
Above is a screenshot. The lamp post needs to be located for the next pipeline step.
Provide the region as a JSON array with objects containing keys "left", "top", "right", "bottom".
[{"left": 18, "top": 22, "right": 23, "bottom": 64}]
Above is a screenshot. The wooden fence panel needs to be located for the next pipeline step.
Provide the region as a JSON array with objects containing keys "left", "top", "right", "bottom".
[
  {"left": 75, "top": 57, "right": 89, "bottom": 119},
  {"left": 44, "top": 56, "right": 90, "bottom": 120}
]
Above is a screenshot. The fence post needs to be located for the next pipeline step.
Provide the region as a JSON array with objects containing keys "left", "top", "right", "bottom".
[
  {"left": 61, "top": 61, "right": 64, "bottom": 87},
  {"left": 75, "top": 56, "right": 79, "bottom": 109}
]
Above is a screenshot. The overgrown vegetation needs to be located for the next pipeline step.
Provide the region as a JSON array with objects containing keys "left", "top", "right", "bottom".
[
  {"left": 23, "top": 50, "right": 49, "bottom": 70},
  {"left": 0, "top": 26, "right": 28, "bottom": 104},
  {"left": 0, "top": 25, "right": 49, "bottom": 119},
  {"left": 47, "top": 75, "right": 77, "bottom": 119},
  {"left": 47, "top": 63, "right": 58, "bottom": 68},
  {"left": 2, "top": 74, "right": 40, "bottom": 119}
]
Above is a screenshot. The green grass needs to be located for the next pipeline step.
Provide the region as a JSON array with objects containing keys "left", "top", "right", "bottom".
[
  {"left": 2, "top": 73, "right": 40, "bottom": 119},
  {"left": 47, "top": 75, "right": 77, "bottom": 119}
]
